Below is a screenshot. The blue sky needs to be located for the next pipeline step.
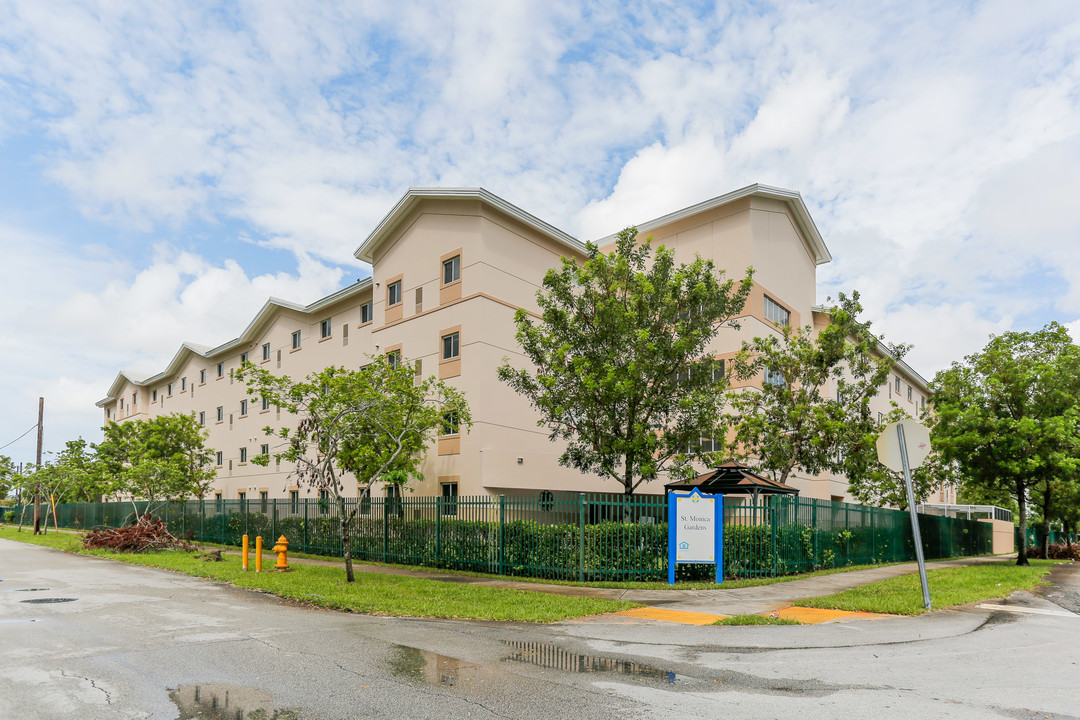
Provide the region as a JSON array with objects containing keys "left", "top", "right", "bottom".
[{"left": 1, "top": 0, "right": 1079, "bottom": 462}]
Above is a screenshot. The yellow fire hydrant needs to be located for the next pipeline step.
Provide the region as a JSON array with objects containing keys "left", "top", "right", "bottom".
[{"left": 272, "top": 535, "right": 290, "bottom": 571}]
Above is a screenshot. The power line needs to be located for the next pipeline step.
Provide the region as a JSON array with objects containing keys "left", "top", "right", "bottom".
[{"left": 0, "top": 423, "right": 38, "bottom": 451}]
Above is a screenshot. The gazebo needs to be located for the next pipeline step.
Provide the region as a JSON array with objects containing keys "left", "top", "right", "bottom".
[{"left": 665, "top": 461, "right": 799, "bottom": 507}]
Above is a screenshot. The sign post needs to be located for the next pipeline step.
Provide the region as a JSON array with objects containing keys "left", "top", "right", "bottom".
[
  {"left": 668, "top": 488, "right": 723, "bottom": 585},
  {"left": 876, "top": 417, "right": 933, "bottom": 610}
]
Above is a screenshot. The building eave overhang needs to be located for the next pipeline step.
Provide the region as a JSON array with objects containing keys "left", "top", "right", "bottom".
[
  {"left": 594, "top": 183, "right": 833, "bottom": 266},
  {"left": 353, "top": 187, "right": 586, "bottom": 263},
  {"left": 96, "top": 279, "right": 372, "bottom": 406}
]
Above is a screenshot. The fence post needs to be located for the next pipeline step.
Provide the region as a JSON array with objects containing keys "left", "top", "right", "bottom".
[
  {"left": 436, "top": 496, "right": 442, "bottom": 565},
  {"left": 272, "top": 499, "right": 278, "bottom": 546},
  {"left": 383, "top": 499, "right": 389, "bottom": 563},
  {"left": 200, "top": 500, "right": 206, "bottom": 544},
  {"left": 303, "top": 498, "right": 309, "bottom": 553},
  {"left": 497, "top": 495, "right": 506, "bottom": 575},
  {"left": 578, "top": 493, "right": 586, "bottom": 582},
  {"left": 770, "top": 495, "right": 779, "bottom": 577},
  {"left": 811, "top": 500, "right": 819, "bottom": 568}
]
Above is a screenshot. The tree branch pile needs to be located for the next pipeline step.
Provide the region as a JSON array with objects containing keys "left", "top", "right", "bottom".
[{"left": 82, "top": 515, "right": 194, "bottom": 553}]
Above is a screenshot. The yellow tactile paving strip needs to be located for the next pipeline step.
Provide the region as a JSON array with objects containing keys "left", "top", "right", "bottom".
[
  {"left": 771, "top": 606, "right": 897, "bottom": 624},
  {"left": 615, "top": 607, "right": 728, "bottom": 625}
]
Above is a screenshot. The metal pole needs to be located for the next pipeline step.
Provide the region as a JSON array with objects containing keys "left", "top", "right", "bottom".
[
  {"left": 898, "top": 424, "right": 932, "bottom": 610},
  {"left": 33, "top": 397, "right": 43, "bottom": 535}
]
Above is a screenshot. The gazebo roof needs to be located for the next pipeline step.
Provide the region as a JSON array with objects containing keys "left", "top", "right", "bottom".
[{"left": 665, "top": 461, "right": 800, "bottom": 496}]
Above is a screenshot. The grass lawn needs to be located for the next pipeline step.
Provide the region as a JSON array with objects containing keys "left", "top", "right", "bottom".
[
  {"left": 796, "top": 560, "right": 1060, "bottom": 615},
  {"left": 0, "top": 526, "right": 638, "bottom": 622},
  {"left": 714, "top": 614, "right": 802, "bottom": 626}
]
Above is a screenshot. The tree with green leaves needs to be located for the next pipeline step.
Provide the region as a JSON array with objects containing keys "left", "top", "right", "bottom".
[
  {"left": 96, "top": 413, "right": 217, "bottom": 517},
  {"left": 931, "top": 322, "right": 1080, "bottom": 566},
  {"left": 727, "top": 292, "right": 902, "bottom": 487},
  {"left": 498, "top": 227, "right": 753, "bottom": 495},
  {"left": 235, "top": 357, "right": 471, "bottom": 582},
  {"left": 0, "top": 455, "right": 14, "bottom": 503}
]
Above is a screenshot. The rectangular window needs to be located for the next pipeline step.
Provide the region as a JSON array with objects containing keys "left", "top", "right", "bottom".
[
  {"left": 321, "top": 318, "right": 332, "bottom": 339},
  {"left": 290, "top": 490, "right": 299, "bottom": 514},
  {"left": 259, "top": 490, "right": 267, "bottom": 513},
  {"left": 240, "top": 399, "right": 248, "bottom": 416},
  {"left": 387, "top": 349, "right": 401, "bottom": 369},
  {"left": 200, "top": 369, "right": 206, "bottom": 384},
  {"left": 216, "top": 451, "right": 223, "bottom": 466},
  {"left": 152, "top": 389, "right": 158, "bottom": 402},
  {"left": 388, "top": 280, "right": 402, "bottom": 306},
  {"left": 895, "top": 377, "right": 901, "bottom": 392},
  {"left": 199, "top": 411, "right": 206, "bottom": 426},
  {"left": 907, "top": 385, "right": 913, "bottom": 402},
  {"left": 167, "top": 383, "right": 173, "bottom": 395},
  {"left": 119, "top": 398, "right": 124, "bottom": 410},
  {"left": 240, "top": 352, "right": 248, "bottom": 365},
  {"left": 443, "top": 256, "right": 460, "bottom": 284},
  {"left": 181, "top": 377, "right": 187, "bottom": 391},
  {"left": 358, "top": 487, "right": 371, "bottom": 516},
  {"left": 877, "top": 412, "right": 884, "bottom": 424},
  {"left": 442, "top": 331, "right": 459, "bottom": 360},
  {"left": 240, "top": 447, "right": 248, "bottom": 463},
  {"left": 260, "top": 443, "right": 269, "bottom": 456},
  {"left": 262, "top": 343, "right": 271, "bottom": 361},
  {"left": 441, "top": 482, "right": 458, "bottom": 516},
  {"left": 262, "top": 396, "right": 270, "bottom": 411},
  {"left": 361, "top": 302, "right": 373, "bottom": 324},
  {"left": 764, "top": 296, "right": 790, "bottom": 326},
  {"left": 441, "top": 410, "right": 460, "bottom": 436},
  {"left": 415, "top": 287, "right": 423, "bottom": 312},
  {"left": 132, "top": 392, "right": 137, "bottom": 405},
  {"left": 764, "top": 367, "right": 785, "bottom": 386},
  {"left": 342, "top": 323, "right": 349, "bottom": 345},
  {"left": 216, "top": 406, "right": 224, "bottom": 422},
  {"left": 292, "top": 330, "right": 302, "bottom": 350},
  {"left": 217, "top": 362, "right": 224, "bottom": 378},
  {"left": 238, "top": 490, "right": 246, "bottom": 502}
]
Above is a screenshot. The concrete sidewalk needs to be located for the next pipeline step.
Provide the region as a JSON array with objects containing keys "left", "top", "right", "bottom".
[{"left": 227, "top": 544, "right": 1015, "bottom": 616}]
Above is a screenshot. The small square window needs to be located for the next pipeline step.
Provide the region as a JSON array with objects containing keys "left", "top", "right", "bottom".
[
  {"left": 198, "top": 411, "right": 206, "bottom": 426},
  {"left": 320, "top": 318, "right": 332, "bottom": 339},
  {"left": 388, "top": 280, "right": 402, "bottom": 306},
  {"left": 240, "top": 399, "right": 248, "bottom": 416},
  {"left": 292, "top": 330, "right": 302, "bottom": 350},
  {"left": 387, "top": 350, "right": 401, "bottom": 369},
  {"left": 441, "top": 410, "right": 460, "bottom": 436},
  {"left": 442, "top": 332, "right": 459, "bottom": 360},
  {"left": 216, "top": 406, "right": 224, "bottom": 422},
  {"left": 361, "top": 302, "right": 373, "bottom": 324},
  {"left": 240, "top": 447, "right": 248, "bottom": 463},
  {"left": 261, "top": 443, "right": 269, "bottom": 456},
  {"left": 443, "top": 256, "right": 460, "bottom": 285},
  {"left": 262, "top": 343, "right": 271, "bottom": 361},
  {"left": 238, "top": 490, "right": 246, "bottom": 501},
  {"left": 200, "top": 369, "right": 206, "bottom": 383}
]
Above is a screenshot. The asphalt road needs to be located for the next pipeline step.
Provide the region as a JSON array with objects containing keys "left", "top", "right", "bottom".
[{"left": 1, "top": 539, "right": 1078, "bottom": 720}]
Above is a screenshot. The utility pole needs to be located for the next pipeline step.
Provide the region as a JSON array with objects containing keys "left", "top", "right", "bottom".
[{"left": 33, "top": 397, "right": 43, "bottom": 535}]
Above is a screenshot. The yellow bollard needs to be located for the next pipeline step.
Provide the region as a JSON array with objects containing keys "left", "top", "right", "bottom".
[
  {"left": 272, "top": 535, "right": 290, "bottom": 571},
  {"left": 255, "top": 536, "right": 263, "bottom": 572},
  {"left": 242, "top": 534, "right": 250, "bottom": 571}
]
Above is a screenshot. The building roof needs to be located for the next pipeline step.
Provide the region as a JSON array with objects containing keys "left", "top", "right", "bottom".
[
  {"left": 665, "top": 461, "right": 800, "bottom": 495},
  {"left": 810, "top": 305, "right": 930, "bottom": 394},
  {"left": 96, "top": 278, "right": 372, "bottom": 407},
  {"left": 594, "top": 183, "right": 833, "bottom": 266},
  {"left": 354, "top": 187, "right": 587, "bottom": 263}
]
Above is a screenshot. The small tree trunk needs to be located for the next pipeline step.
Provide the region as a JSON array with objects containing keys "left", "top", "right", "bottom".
[
  {"left": 1016, "top": 479, "right": 1030, "bottom": 567},
  {"left": 1040, "top": 490, "right": 1052, "bottom": 560},
  {"left": 623, "top": 451, "right": 635, "bottom": 496},
  {"left": 338, "top": 495, "right": 355, "bottom": 583}
]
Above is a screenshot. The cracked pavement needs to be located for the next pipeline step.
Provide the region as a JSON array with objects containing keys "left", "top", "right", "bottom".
[{"left": 1, "top": 539, "right": 1077, "bottom": 719}]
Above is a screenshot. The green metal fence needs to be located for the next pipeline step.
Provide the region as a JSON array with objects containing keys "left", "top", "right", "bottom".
[
  {"left": 1017, "top": 527, "right": 1078, "bottom": 552},
  {"left": 8, "top": 492, "right": 993, "bottom": 581}
]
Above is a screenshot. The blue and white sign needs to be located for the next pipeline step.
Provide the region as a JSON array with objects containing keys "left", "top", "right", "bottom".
[{"left": 668, "top": 488, "right": 723, "bottom": 585}]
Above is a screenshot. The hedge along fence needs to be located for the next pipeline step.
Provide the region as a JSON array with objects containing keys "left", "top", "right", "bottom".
[{"left": 10, "top": 493, "right": 993, "bottom": 582}]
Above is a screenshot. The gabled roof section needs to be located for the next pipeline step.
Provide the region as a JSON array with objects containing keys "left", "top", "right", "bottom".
[
  {"left": 595, "top": 183, "right": 833, "bottom": 266},
  {"left": 354, "top": 187, "right": 587, "bottom": 262},
  {"left": 811, "top": 305, "right": 929, "bottom": 393},
  {"left": 96, "top": 279, "right": 372, "bottom": 407}
]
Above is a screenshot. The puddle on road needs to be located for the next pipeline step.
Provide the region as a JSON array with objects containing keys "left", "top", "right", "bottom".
[
  {"left": 20, "top": 597, "right": 77, "bottom": 604},
  {"left": 169, "top": 684, "right": 305, "bottom": 720},
  {"left": 504, "top": 640, "right": 679, "bottom": 684},
  {"left": 389, "top": 641, "right": 679, "bottom": 688},
  {"left": 391, "top": 645, "right": 469, "bottom": 687}
]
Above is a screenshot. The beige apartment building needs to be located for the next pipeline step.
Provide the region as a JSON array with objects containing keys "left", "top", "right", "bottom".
[{"left": 97, "top": 184, "right": 941, "bottom": 504}]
